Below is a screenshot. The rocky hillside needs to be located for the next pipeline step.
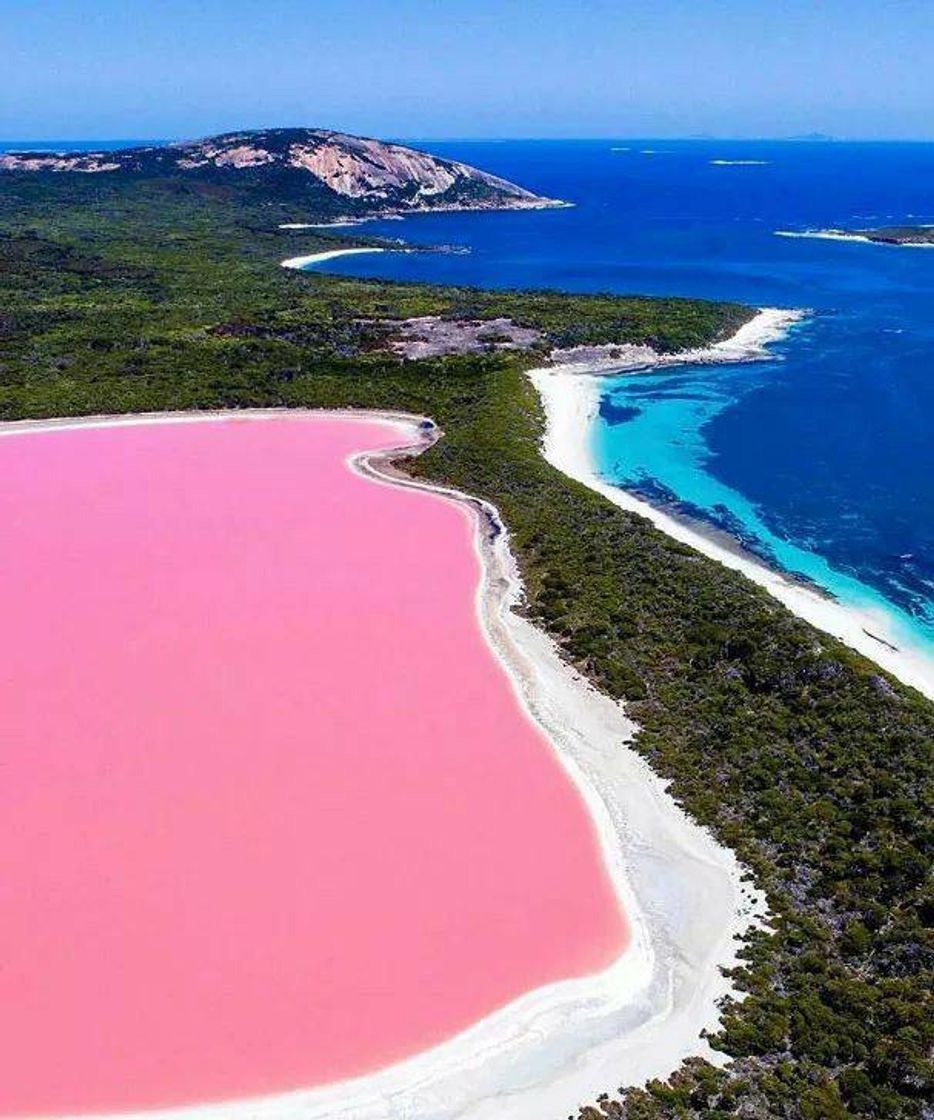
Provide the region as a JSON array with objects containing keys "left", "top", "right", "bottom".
[{"left": 0, "top": 128, "right": 563, "bottom": 217}]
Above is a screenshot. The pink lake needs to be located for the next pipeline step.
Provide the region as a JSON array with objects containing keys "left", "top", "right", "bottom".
[{"left": 0, "top": 415, "right": 626, "bottom": 1116}]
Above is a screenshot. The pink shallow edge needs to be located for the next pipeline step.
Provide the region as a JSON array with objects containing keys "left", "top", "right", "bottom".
[{"left": 0, "top": 412, "right": 627, "bottom": 1117}]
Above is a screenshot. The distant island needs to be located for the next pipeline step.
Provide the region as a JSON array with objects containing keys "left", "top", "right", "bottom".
[
  {"left": 0, "top": 127, "right": 565, "bottom": 219},
  {"left": 778, "top": 224, "right": 934, "bottom": 246},
  {"left": 784, "top": 131, "right": 836, "bottom": 142}
]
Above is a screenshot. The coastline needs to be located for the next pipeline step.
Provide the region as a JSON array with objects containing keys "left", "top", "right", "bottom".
[
  {"left": 0, "top": 409, "right": 762, "bottom": 1120},
  {"left": 280, "top": 246, "right": 388, "bottom": 270},
  {"left": 547, "top": 306, "right": 804, "bottom": 374},
  {"left": 277, "top": 197, "right": 573, "bottom": 233},
  {"left": 530, "top": 308, "right": 934, "bottom": 700}
]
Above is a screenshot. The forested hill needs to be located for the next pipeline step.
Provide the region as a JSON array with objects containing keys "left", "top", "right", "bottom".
[{"left": 0, "top": 128, "right": 564, "bottom": 219}]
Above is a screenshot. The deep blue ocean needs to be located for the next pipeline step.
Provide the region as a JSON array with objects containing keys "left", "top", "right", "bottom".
[{"left": 313, "top": 139, "right": 934, "bottom": 657}]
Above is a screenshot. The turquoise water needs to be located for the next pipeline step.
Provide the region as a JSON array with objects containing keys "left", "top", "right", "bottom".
[
  {"left": 594, "top": 349, "right": 933, "bottom": 654},
  {"left": 286, "top": 139, "right": 934, "bottom": 658}
]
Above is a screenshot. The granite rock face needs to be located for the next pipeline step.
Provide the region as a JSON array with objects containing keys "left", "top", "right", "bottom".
[{"left": 0, "top": 128, "right": 565, "bottom": 215}]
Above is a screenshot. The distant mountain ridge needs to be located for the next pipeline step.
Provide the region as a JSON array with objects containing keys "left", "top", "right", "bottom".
[{"left": 0, "top": 128, "right": 564, "bottom": 216}]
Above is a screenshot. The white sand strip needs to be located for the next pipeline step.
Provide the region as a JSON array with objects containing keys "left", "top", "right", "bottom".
[
  {"left": 279, "top": 220, "right": 374, "bottom": 230},
  {"left": 3, "top": 408, "right": 762, "bottom": 1120},
  {"left": 280, "top": 247, "right": 386, "bottom": 270},
  {"left": 530, "top": 310, "right": 934, "bottom": 700},
  {"left": 775, "top": 230, "right": 871, "bottom": 244}
]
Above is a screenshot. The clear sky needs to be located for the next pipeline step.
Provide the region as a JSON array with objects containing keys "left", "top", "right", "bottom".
[{"left": 3, "top": 0, "right": 932, "bottom": 141}]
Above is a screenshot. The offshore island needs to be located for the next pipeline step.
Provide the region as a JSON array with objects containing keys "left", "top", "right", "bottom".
[
  {"left": 777, "top": 224, "right": 934, "bottom": 246},
  {"left": 0, "top": 129, "right": 931, "bottom": 1120}
]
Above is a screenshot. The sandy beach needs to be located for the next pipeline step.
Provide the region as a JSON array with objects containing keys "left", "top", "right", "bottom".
[
  {"left": 279, "top": 246, "right": 387, "bottom": 270},
  {"left": 0, "top": 409, "right": 762, "bottom": 1120},
  {"left": 530, "top": 309, "right": 934, "bottom": 700}
]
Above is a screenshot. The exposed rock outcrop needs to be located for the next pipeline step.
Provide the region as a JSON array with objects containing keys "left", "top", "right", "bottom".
[{"left": 0, "top": 128, "right": 565, "bottom": 216}]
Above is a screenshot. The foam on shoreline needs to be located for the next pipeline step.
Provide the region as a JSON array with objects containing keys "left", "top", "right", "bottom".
[
  {"left": 530, "top": 309, "right": 934, "bottom": 700},
  {"left": 1, "top": 409, "right": 762, "bottom": 1120}
]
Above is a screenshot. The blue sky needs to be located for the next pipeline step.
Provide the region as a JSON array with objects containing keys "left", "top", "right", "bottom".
[{"left": 3, "top": 0, "right": 932, "bottom": 140}]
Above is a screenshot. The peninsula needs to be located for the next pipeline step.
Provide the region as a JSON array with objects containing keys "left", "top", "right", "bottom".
[{"left": 0, "top": 127, "right": 565, "bottom": 218}]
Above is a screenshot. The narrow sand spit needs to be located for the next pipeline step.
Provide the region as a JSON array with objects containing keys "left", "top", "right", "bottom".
[
  {"left": 1, "top": 410, "right": 762, "bottom": 1120},
  {"left": 530, "top": 308, "right": 934, "bottom": 700}
]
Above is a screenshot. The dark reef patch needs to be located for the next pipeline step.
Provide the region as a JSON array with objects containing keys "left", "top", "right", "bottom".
[{"left": 598, "top": 396, "right": 642, "bottom": 425}]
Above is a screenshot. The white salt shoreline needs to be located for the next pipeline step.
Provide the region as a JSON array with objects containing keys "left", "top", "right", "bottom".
[
  {"left": 530, "top": 309, "right": 934, "bottom": 701},
  {"left": 4, "top": 409, "right": 762, "bottom": 1120}
]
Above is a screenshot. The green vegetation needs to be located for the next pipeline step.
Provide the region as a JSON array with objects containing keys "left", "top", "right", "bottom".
[
  {"left": 1, "top": 174, "right": 931, "bottom": 1119},
  {"left": 831, "top": 227, "right": 934, "bottom": 246},
  {"left": 0, "top": 127, "right": 556, "bottom": 217}
]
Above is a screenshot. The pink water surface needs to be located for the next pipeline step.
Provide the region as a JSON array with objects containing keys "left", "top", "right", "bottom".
[{"left": 0, "top": 415, "right": 626, "bottom": 1116}]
